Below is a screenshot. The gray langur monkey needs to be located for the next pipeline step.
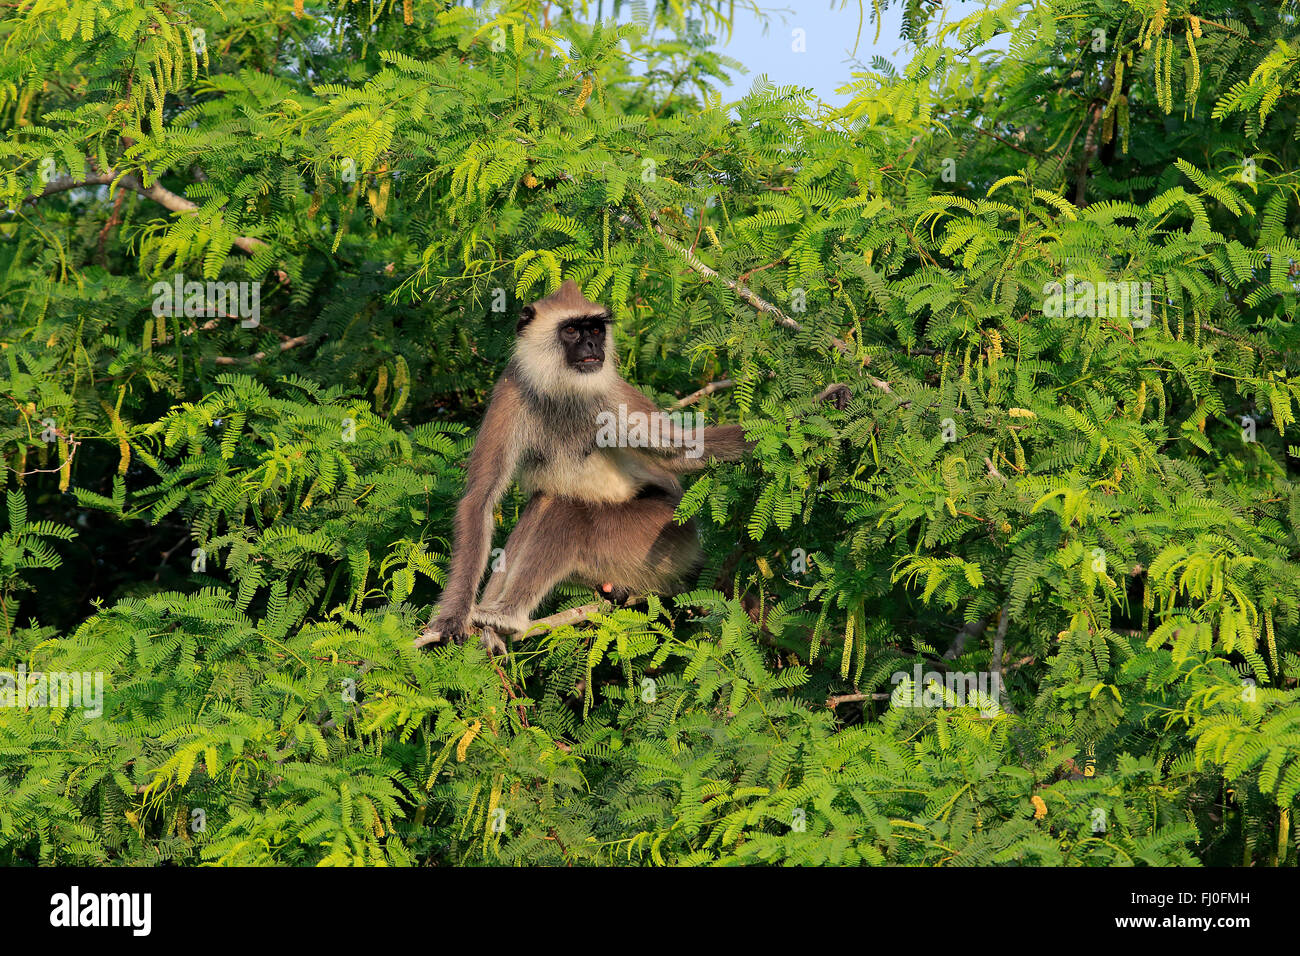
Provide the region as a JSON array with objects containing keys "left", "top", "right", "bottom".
[{"left": 424, "top": 279, "right": 754, "bottom": 651}]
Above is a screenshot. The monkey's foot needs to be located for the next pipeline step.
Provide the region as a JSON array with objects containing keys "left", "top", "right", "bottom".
[
  {"left": 415, "top": 625, "right": 442, "bottom": 649},
  {"left": 478, "top": 626, "right": 508, "bottom": 657},
  {"left": 415, "top": 623, "right": 508, "bottom": 656},
  {"left": 470, "top": 607, "right": 528, "bottom": 637}
]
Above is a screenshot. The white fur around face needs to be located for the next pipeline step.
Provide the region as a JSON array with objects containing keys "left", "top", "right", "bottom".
[{"left": 513, "top": 314, "right": 617, "bottom": 398}]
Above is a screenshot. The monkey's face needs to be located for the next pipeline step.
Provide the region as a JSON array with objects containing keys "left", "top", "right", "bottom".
[
  {"left": 558, "top": 317, "right": 609, "bottom": 374},
  {"left": 514, "top": 281, "right": 616, "bottom": 396}
]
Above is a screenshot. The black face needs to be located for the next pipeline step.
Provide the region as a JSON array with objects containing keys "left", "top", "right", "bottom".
[{"left": 559, "top": 316, "right": 609, "bottom": 373}]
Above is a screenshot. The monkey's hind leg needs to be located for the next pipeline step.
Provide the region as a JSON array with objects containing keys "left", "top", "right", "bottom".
[
  {"left": 571, "top": 490, "right": 701, "bottom": 599},
  {"left": 471, "top": 494, "right": 581, "bottom": 640},
  {"left": 473, "top": 490, "right": 699, "bottom": 646}
]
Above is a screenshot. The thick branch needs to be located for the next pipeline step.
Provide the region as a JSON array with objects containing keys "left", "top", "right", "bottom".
[
  {"left": 943, "top": 617, "right": 989, "bottom": 660},
  {"left": 414, "top": 598, "right": 642, "bottom": 649},
  {"left": 1073, "top": 73, "right": 1115, "bottom": 209}
]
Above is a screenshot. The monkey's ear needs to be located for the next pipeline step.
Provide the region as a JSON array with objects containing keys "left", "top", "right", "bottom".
[{"left": 516, "top": 305, "right": 536, "bottom": 334}]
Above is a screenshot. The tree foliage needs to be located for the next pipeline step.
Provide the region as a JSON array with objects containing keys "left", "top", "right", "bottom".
[{"left": 1, "top": 0, "right": 1299, "bottom": 865}]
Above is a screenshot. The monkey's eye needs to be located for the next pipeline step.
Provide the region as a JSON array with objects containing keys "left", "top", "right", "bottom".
[{"left": 560, "top": 326, "right": 580, "bottom": 342}]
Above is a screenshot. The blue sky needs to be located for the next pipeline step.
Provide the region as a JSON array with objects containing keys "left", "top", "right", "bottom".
[{"left": 713, "top": 1, "right": 992, "bottom": 105}]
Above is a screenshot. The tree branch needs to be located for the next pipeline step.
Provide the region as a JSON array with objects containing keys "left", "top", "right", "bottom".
[
  {"left": 620, "top": 211, "right": 892, "bottom": 394},
  {"left": 826, "top": 691, "right": 891, "bottom": 708},
  {"left": 671, "top": 378, "right": 734, "bottom": 409},
  {"left": 414, "top": 598, "right": 643, "bottom": 649},
  {"left": 214, "top": 333, "right": 311, "bottom": 365},
  {"left": 943, "top": 617, "right": 989, "bottom": 660},
  {"left": 992, "top": 602, "right": 1015, "bottom": 715},
  {"left": 22, "top": 164, "right": 265, "bottom": 256}
]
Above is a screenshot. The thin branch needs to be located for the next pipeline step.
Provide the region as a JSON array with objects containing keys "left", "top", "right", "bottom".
[
  {"left": 992, "top": 602, "right": 1015, "bottom": 716},
  {"left": 214, "top": 334, "right": 311, "bottom": 365},
  {"left": 969, "top": 123, "right": 1037, "bottom": 157},
  {"left": 671, "top": 378, "right": 734, "bottom": 409},
  {"left": 620, "top": 211, "right": 893, "bottom": 394},
  {"left": 22, "top": 164, "right": 265, "bottom": 256},
  {"left": 826, "top": 691, "right": 891, "bottom": 708}
]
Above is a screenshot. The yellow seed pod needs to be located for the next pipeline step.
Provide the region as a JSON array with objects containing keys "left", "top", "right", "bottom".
[
  {"left": 573, "top": 73, "right": 593, "bottom": 112},
  {"left": 403, "top": 0, "right": 413, "bottom": 26},
  {"left": 57, "top": 434, "right": 71, "bottom": 491},
  {"left": 1007, "top": 407, "right": 1036, "bottom": 419},
  {"left": 1191, "top": 15, "right": 1202, "bottom": 38},
  {"left": 986, "top": 327, "right": 1003, "bottom": 362},
  {"left": 457, "top": 720, "right": 481, "bottom": 762},
  {"left": 1151, "top": 0, "right": 1168, "bottom": 37},
  {"left": 1032, "top": 795, "right": 1047, "bottom": 819},
  {"left": 840, "top": 612, "right": 855, "bottom": 679},
  {"left": 105, "top": 100, "right": 130, "bottom": 125},
  {"left": 392, "top": 354, "right": 410, "bottom": 415},
  {"left": 522, "top": 172, "right": 539, "bottom": 188},
  {"left": 1000, "top": 521, "right": 1012, "bottom": 534}
]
